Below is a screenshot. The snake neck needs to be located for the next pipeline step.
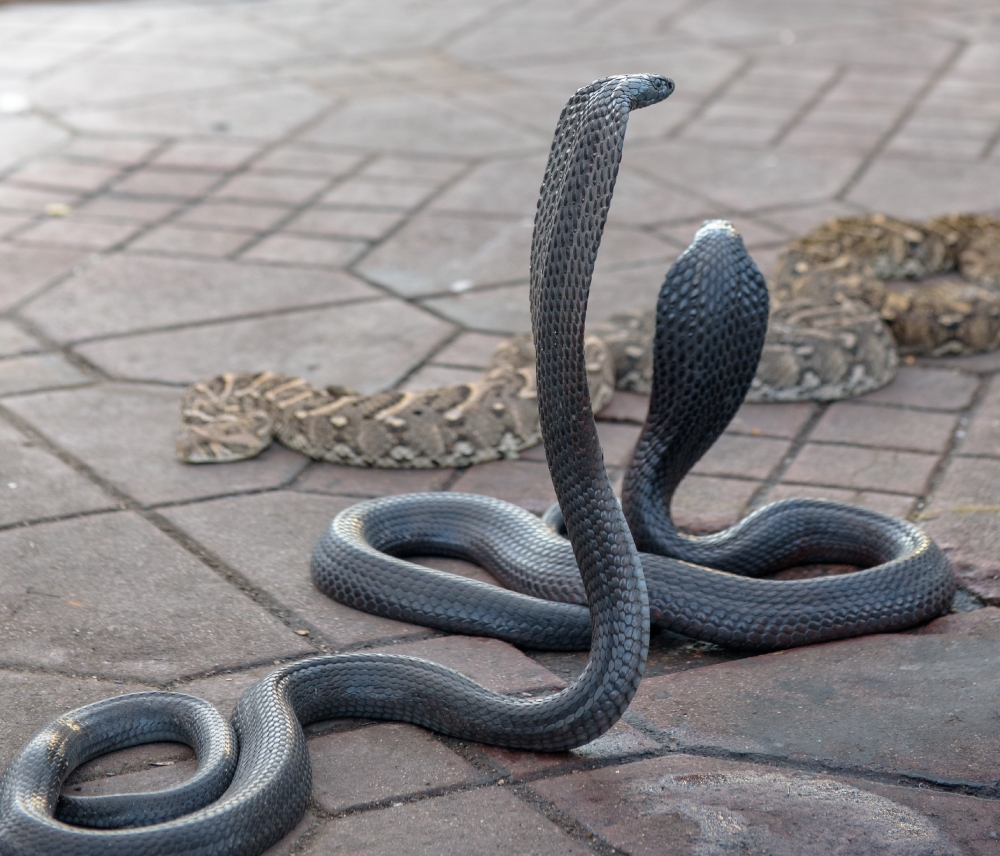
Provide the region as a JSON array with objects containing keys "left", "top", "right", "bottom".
[{"left": 621, "top": 222, "right": 769, "bottom": 559}]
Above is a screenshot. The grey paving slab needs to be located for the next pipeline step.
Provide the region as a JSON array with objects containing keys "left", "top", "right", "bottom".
[
  {"left": 241, "top": 233, "right": 367, "bottom": 267},
  {"left": 0, "top": 183, "right": 79, "bottom": 214},
  {"left": 294, "top": 463, "right": 454, "bottom": 499},
  {"left": 782, "top": 444, "right": 939, "bottom": 495},
  {"left": 0, "top": 243, "right": 82, "bottom": 311},
  {"left": 22, "top": 254, "right": 378, "bottom": 342},
  {"left": 0, "top": 352, "right": 92, "bottom": 396},
  {"left": 8, "top": 157, "right": 121, "bottom": 192},
  {"left": 173, "top": 199, "right": 290, "bottom": 231},
  {"left": 151, "top": 140, "right": 261, "bottom": 170},
  {"left": 4, "top": 383, "right": 308, "bottom": 506},
  {"left": 430, "top": 331, "right": 506, "bottom": 368},
  {"left": 75, "top": 299, "right": 454, "bottom": 391},
  {"left": 957, "top": 374, "right": 1000, "bottom": 458},
  {"left": 0, "top": 511, "right": 312, "bottom": 680},
  {"left": 212, "top": 172, "right": 328, "bottom": 205},
  {"left": 859, "top": 367, "right": 980, "bottom": 411},
  {"left": 57, "top": 137, "right": 161, "bottom": 167},
  {"left": 726, "top": 401, "right": 816, "bottom": 438},
  {"left": 284, "top": 207, "right": 406, "bottom": 241},
  {"left": 810, "top": 402, "right": 958, "bottom": 453},
  {"left": 400, "top": 364, "right": 481, "bottom": 392},
  {"left": 15, "top": 215, "right": 142, "bottom": 250},
  {"left": 161, "top": 491, "right": 423, "bottom": 647},
  {"left": 0, "top": 319, "right": 43, "bottom": 357},
  {"left": 689, "top": 434, "right": 790, "bottom": 480},
  {"left": 127, "top": 225, "right": 251, "bottom": 258},
  {"left": 0, "top": 113, "right": 69, "bottom": 172},
  {"left": 76, "top": 194, "right": 181, "bottom": 224},
  {"left": 112, "top": 167, "right": 223, "bottom": 199}
]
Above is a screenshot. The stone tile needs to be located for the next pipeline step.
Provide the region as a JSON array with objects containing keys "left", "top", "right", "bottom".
[
  {"left": 598, "top": 391, "right": 649, "bottom": 425},
  {"left": 422, "top": 284, "right": 531, "bottom": 334},
  {"left": 302, "top": 93, "right": 544, "bottom": 157},
  {"left": 0, "top": 183, "right": 78, "bottom": 214},
  {"left": 660, "top": 215, "right": 787, "bottom": 251},
  {"left": 75, "top": 194, "right": 180, "bottom": 224},
  {"left": 65, "top": 753, "right": 196, "bottom": 798},
  {"left": 253, "top": 147, "right": 362, "bottom": 176},
  {"left": 689, "top": 434, "right": 790, "bottom": 480},
  {"left": 428, "top": 155, "right": 545, "bottom": 218},
  {"left": 916, "top": 349, "right": 1000, "bottom": 373},
  {"left": 631, "top": 610, "right": 1000, "bottom": 786},
  {"left": 162, "top": 491, "right": 423, "bottom": 647},
  {"left": 762, "top": 484, "right": 915, "bottom": 520},
  {"left": 15, "top": 216, "right": 141, "bottom": 250},
  {"left": 848, "top": 156, "right": 1000, "bottom": 220},
  {"left": 430, "top": 332, "right": 506, "bottom": 368},
  {"left": 0, "top": 320, "right": 42, "bottom": 357},
  {"left": 0, "top": 669, "right": 149, "bottom": 770},
  {"left": 0, "top": 417, "right": 113, "bottom": 525},
  {"left": 0, "top": 114, "right": 69, "bottom": 173},
  {"left": 358, "top": 156, "right": 464, "bottom": 185},
  {"left": 59, "top": 137, "right": 160, "bottom": 166},
  {"left": 532, "top": 753, "right": 994, "bottom": 856},
  {"left": 299, "top": 788, "right": 591, "bottom": 856},
  {"left": 23, "top": 255, "right": 377, "bottom": 342},
  {"left": 359, "top": 214, "right": 531, "bottom": 297},
  {"left": 782, "top": 443, "right": 938, "bottom": 495},
  {"left": 596, "top": 421, "right": 642, "bottom": 468},
  {"left": 213, "top": 172, "right": 328, "bottom": 205},
  {"left": 76, "top": 299, "right": 453, "bottom": 392},
  {"left": 859, "top": 367, "right": 980, "bottom": 411},
  {"left": 112, "top": 167, "right": 223, "bottom": 198},
  {"left": 0, "top": 210, "right": 31, "bottom": 237},
  {"left": 810, "top": 402, "right": 958, "bottom": 452},
  {"left": 295, "top": 464, "right": 453, "bottom": 499},
  {"left": 922, "top": 457, "right": 1000, "bottom": 602},
  {"left": 241, "top": 233, "right": 367, "bottom": 267},
  {"left": 726, "top": 401, "right": 815, "bottom": 438},
  {"left": 0, "top": 352, "right": 91, "bottom": 396},
  {"left": 321, "top": 179, "right": 436, "bottom": 210},
  {"left": 308, "top": 723, "right": 481, "bottom": 812},
  {"left": 400, "top": 364, "right": 482, "bottom": 392},
  {"left": 0, "top": 511, "right": 312, "bottom": 679},
  {"left": 4, "top": 383, "right": 308, "bottom": 506},
  {"left": 127, "top": 224, "right": 250, "bottom": 257},
  {"left": 8, "top": 158, "right": 120, "bottom": 192},
  {"left": 449, "top": 459, "right": 554, "bottom": 515},
  {"left": 285, "top": 207, "right": 405, "bottom": 241},
  {"left": 959, "top": 375, "right": 1000, "bottom": 457},
  {"left": 174, "top": 200, "right": 290, "bottom": 232},
  {"left": 151, "top": 141, "right": 260, "bottom": 170},
  {"left": 672, "top": 474, "right": 761, "bottom": 534}
]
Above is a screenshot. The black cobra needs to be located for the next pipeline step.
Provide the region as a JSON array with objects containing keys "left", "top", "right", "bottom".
[{"left": 0, "top": 75, "right": 954, "bottom": 856}]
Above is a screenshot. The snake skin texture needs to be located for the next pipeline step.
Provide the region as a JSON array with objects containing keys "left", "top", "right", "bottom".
[{"left": 0, "top": 74, "right": 685, "bottom": 856}]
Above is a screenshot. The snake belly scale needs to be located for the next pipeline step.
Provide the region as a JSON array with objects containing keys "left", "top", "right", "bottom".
[{"left": 0, "top": 75, "right": 954, "bottom": 856}]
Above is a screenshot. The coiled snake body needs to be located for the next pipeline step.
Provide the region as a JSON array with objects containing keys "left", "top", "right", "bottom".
[{"left": 0, "top": 75, "right": 954, "bottom": 856}]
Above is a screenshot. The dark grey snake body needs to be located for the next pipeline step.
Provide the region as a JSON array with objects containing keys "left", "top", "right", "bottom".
[{"left": 0, "top": 75, "right": 954, "bottom": 856}]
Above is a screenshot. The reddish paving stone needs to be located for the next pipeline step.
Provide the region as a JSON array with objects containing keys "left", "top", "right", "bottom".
[
  {"left": 162, "top": 491, "right": 423, "bottom": 647},
  {"left": 0, "top": 511, "right": 312, "bottom": 680},
  {"left": 859, "top": 366, "right": 980, "bottom": 411},
  {"left": 253, "top": 147, "right": 362, "bottom": 175},
  {"left": 151, "top": 141, "right": 260, "bottom": 170},
  {"left": 241, "top": 233, "right": 367, "bottom": 267},
  {"left": 922, "top": 457, "right": 1000, "bottom": 602},
  {"left": 60, "top": 138, "right": 160, "bottom": 166},
  {"left": 530, "top": 753, "right": 996, "bottom": 856},
  {"left": 631, "top": 610, "right": 1000, "bottom": 786},
  {"left": 0, "top": 244, "right": 83, "bottom": 311},
  {"left": 596, "top": 420, "right": 642, "bottom": 467},
  {"left": 689, "top": 434, "right": 790, "bottom": 480},
  {"left": 672, "top": 475, "right": 760, "bottom": 533},
  {"left": 782, "top": 443, "right": 939, "bottom": 495},
  {"left": 128, "top": 224, "right": 250, "bottom": 257},
  {"left": 762, "top": 483, "right": 915, "bottom": 519},
  {"left": 213, "top": 173, "right": 328, "bottom": 205},
  {"left": 285, "top": 207, "right": 405, "bottom": 241},
  {"left": 321, "top": 179, "right": 436, "bottom": 209},
  {"left": 449, "top": 459, "right": 555, "bottom": 515},
  {"left": 959, "top": 374, "right": 1000, "bottom": 457},
  {"left": 0, "top": 418, "right": 113, "bottom": 525},
  {"left": 174, "top": 200, "right": 291, "bottom": 232},
  {"left": 294, "top": 463, "right": 453, "bottom": 498},
  {"left": 810, "top": 402, "right": 958, "bottom": 452},
  {"left": 917, "top": 350, "right": 1000, "bottom": 373},
  {"left": 726, "top": 401, "right": 815, "bottom": 438},
  {"left": 299, "top": 788, "right": 592, "bottom": 855},
  {"left": 112, "top": 167, "right": 223, "bottom": 198},
  {"left": 5, "top": 383, "right": 308, "bottom": 506},
  {"left": 308, "top": 723, "right": 481, "bottom": 812},
  {"left": 76, "top": 195, "right": 181, "bottom": 223},
  {"left": 9, "top": 159, "right": 120, "bottom": 193},
  {"left": 597, "top": 391, "right": 649, "bottom": 424},
  {"left": 14, "top": 216, "right": 141, "bottom": 250}
]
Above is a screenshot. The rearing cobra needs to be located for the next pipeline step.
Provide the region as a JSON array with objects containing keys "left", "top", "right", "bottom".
[{"left": 0, "top": 74, "right": 954, "bottom": 856}]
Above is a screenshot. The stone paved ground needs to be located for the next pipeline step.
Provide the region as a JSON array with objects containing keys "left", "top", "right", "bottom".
[{"left": 1, "top": 0, "right": 1000, "bottom": 852}]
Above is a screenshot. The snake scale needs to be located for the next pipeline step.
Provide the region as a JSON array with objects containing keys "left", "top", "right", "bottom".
[{"left": 0, "top": 75, "right": 955, "bottom": 856}]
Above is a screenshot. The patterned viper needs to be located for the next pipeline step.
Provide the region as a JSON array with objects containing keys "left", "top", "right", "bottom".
[{"left": 0, "top": 75, "right": 954, "bottom": 856}]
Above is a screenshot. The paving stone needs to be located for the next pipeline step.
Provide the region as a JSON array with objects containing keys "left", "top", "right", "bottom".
[
  {"left": 252, "top": 147, "right": 362, "bottom": 176},
  {"left": 299, "top": 788, "right": 591, "bottom": 855},
  {"left": 14, "top": 215, "right": 141, "bottom": 250},
  {"left": 161, "top": 491, "right": 423, "bottom": 647},
  {"left": 0, "top": 114, "right": 69, "bottom": 173},
  {"left": 916, "top": 349, "right": 1000, "bottom": 373},
  {"left": 284, "top": 207, "right": 405, "bottom": 241},
  {"left": 400, "top": 364, "right": 482, "bottom": 392},
  {"left": 596, "top": 421, "right": 642, "bottom": 467},
  {"left": 76, "top": 299, "right": 453, "bottom": 391},
  {"left": 810, "top": 402, "right": 958, "bottom": 452},
  {"left": 428, "top": 155, "right": 544, "bottom": 217},
  {"left": 294, "top": 463, "right": 453, "bottom": 499},
  {"left": 449, "top": 459, "right": 555, "bottom": 515},
  {"left": 213, "top": 172, "right": 328, "bottom": 205},
  {"left": 127, "top": 224, "right": 250, "bottom": 257},
  {"left": 358, "top": 156, "right": 465, "bottom": 185},
  {"left": 75, "top": 194, "right": 181, "bottom": 223},
  {"left": 4, "top": 382, "right": 307, "bottom": 505},
  {"left": 59, "top": 137, "right": 161, "bottom": 166},
  {"left": 0, "top": 511, "right": 312, "bottom": 679},
  {"left": 757, "top": 200, "right": 870, "bottom": 235},
  {"left": 423, "top": 284, "right": 531, "bottom": 334},
  {"left": 762, "top": 484, "right": 915, "bottom": 520},
  {"left": 241, "top": 233, "right": 367, "bottom": 267},
  {"left": 8, "top": 158, "right": 120, "bottom": 192},
  {"left": 531, "top": 753, "right": 997, "bottom": 856},
  {"left": 672, "top": 474, "right": 761, "bottom": 533},
  {"left": 860, "top": 366, "right": 980, "bottom": 411},
  {"left": 308, "top": 723, "right": 481, "bottom": 812},
  {"left": 0, "top": 669, "right": 150, "bottom": 770},
  {"left": 0, "top": 351, "right": 91, "bottom": 396},
  {"left": 302, "top": 93, "right": 544, "bottom": 157},
  {"left": 0, "top": 183, "right": 78, "bottom": 214},
  {"left": 173, "top": 200, "right": 291, "bottom": 232},
  {"left": 357, "top": 214, "right": 532, "bottom": 297},
  {"left": 0, "top": 319, "right": 42, "bottom": 357},
  {"left": 660, "top": 214, "right": 787, "bottom": 251},
  {"left": 726, "top": 401, "right": 815, "bottom": 438},
  {"left": 959, "top": 374, "right": 1000, "bottom": 457},
  {"left": 782, "top": 443, "right": 939, "bottom": 495},
  {"left": 112, "top": 167, "right": 223, "bottom": 199},
  {"left": 0, "top": 210, "right": 31, "bottom": 237},
  {"left": 922, "top": 457, "right": 1000, "bottom": 602},
  {"left": 321, "top": 179, "right": 436, "bottom": 210},
  {"left": 151, "top": 141, "right": 260, "bottom": 170},
  {"left": 0, "top": 244, "right": 82, "bottom": 310},
  {"left": 631, "top": 609, "right": 1000, "bottom": 786},
  {"left": 23, "top": 254, "right": 378, "bottom": 341},
  {"left": 431, "top": 332, "right": 506, "bottom": 368},
  {"left": 597, "top": 391, "right": 649, "bottom": 425},
  {"left": 689, "top": 434, "right": 790, "bottom": 480}
]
